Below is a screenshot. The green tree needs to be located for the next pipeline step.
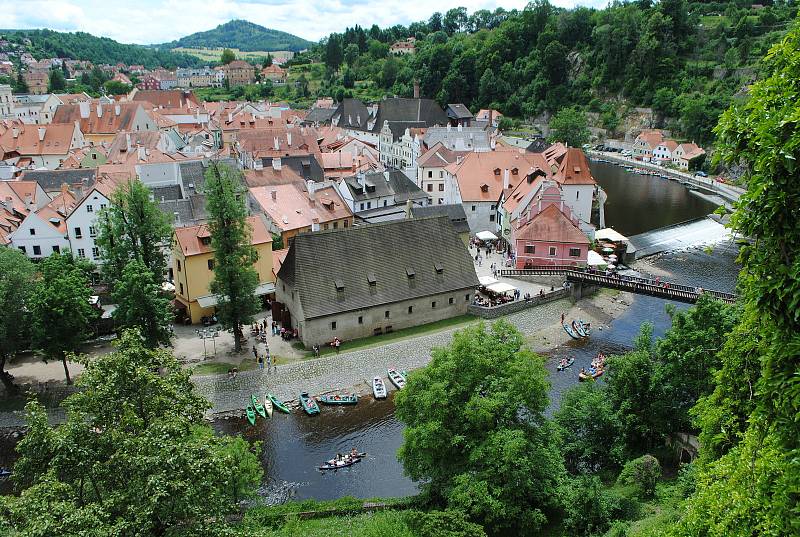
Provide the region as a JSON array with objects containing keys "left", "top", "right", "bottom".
[
  {"left": 617, "top": 454, "right": 661, "bottom": 497},
  {"left": 547, "top": 106, "right": 590, "bottom": 147},
  {"left": 407, "top": 510, "right": 487, "bottom": 537},
  {"left": 204, "top": 163, "right": 260, "bottom": 353},
  {"left": 344, "top": 43, "right": 360, "bottom": 66},
  {"left": 324, "top": 34, "right": 344, "bottom": 71},
  {"left": 112, "top": 260, "right": 172, "bottom": 348},
  {"left": 4, "top": 329, "right": 262, "bottom": 535},
  {"left": 103, "top": 80, "right": 131, "bottom": 95},
  {"left": 262, "top": 53, "right": 273, "bottom": 68},
  {"left": 396, "top": 321, "right": 564, "bottom": 534},
  {"left": 562, "top": 475, "right": 636, "bottom": 536},
  {"left": 220, "top": 48, "right": 236, "bottom": 64},
  {"left": 13, "top": 72, "right": 28, "bottom": 93},
  {"left": 47, "top": 68, "right": 65, "bottom": 92},
  {"left": 96, "top": 179, "right": 172, "bottom": 289},
  {"left": 29, "top": 253, "right": 97, "bottom": 384},
  {"left": 0, "top": 249, "right": 36, "bottom": 394}
]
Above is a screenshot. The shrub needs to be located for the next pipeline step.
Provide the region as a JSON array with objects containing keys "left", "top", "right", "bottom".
[
  {"left": 617, "top": 455, "right": 661, "bottom": 497},
  {"left": 406, "top": 510, "right": 487, "bottom": 537}
]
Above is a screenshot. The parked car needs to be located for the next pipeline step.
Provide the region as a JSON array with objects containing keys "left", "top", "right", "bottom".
[{"left": 694, "top": 171, "right": 708, "bottom": 177}]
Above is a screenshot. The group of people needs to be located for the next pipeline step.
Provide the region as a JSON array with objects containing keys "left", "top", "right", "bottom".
[
  {"left": 331, "top": 447, "right": 362, "bottom": 466},
  {"left": 579, "top": 353, "right": 607, "bottom": 377}
]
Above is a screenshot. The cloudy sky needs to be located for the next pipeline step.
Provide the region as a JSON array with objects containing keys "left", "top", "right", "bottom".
[{"left": 1, "top": 0, "right": 607, "bottom": 44}]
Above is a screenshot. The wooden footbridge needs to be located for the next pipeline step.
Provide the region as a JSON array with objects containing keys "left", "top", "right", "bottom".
[{"left": 500, "top": 267, "right": 737, "bottom": 304}]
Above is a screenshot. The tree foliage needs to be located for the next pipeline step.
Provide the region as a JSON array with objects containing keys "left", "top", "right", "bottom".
[
  {"left": 2, "top": 329, "right": 262, "bottom": 536},
  {"left": 112, "top": 259, "right": 173, "bottom": 348},
  {"left": 0, "top": 248, "right": 36, "bottom": 394},
  {"left": 396, "top": 321, "right": 564, "bottom": 534},
  {"left": 204, "top": 163, "right": 261, "bottom": 353},
  {"left": 547, "top": 106, "right": 590, "bottom": 147}
]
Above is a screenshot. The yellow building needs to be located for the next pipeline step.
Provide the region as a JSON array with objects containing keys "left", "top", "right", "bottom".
[{"left": 172, "top": 215, "right": 274, "bottom": 324}]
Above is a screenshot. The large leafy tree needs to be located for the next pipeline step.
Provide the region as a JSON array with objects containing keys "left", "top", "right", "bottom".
[
  {"left": 96, "top": 179, "right": 172, "bottom": 286},
  {"left": 3, "top": 329, "right": 262, "bottom": 536},
  {"left": 0, "top": 249, "right": 36, "bottom": 394},
  {"left": 204, "top": 162, "right": 260, "bottom": 353},
  {"left": 29, "top": 253, "right": 98, "bottom": 385},
  {"left": 547, "top": 106, "right": 590, "bottom": 147},
  {"left": 112, "top": 259, "right": 173, "bottom": 348},
  {"left": 396, "top": 320, "right": 564, "bottom": 535}
]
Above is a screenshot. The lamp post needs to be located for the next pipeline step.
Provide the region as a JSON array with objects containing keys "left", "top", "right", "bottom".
[{"left": 196, "top": 328, "right": 220, "bottom": 359}]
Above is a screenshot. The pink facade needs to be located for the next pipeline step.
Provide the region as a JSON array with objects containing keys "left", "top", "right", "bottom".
[{"left": 514, "top": 239, "right": 588, "bottom": 268}]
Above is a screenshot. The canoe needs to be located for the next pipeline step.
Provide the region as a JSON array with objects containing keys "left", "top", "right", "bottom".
[
  {"left": 563, "top": 323, "right": 582, "bottom": 340},
  {"left": 319, "top": 452, "right": 367, "bottom": 470},
  {"left": 319, "top": 393, "right": 358, "bottom": 405},
  {"left": 252, "top": 394, "right": 266, "bottom": 418},
  {"left": 572, "top": 320, "right": 586, "bottom": 338},
  {"left": 557, "top": 357, "right": 575, "bottom": 371},
  {"left": 373, "top": 377, "right": 387, "bottom": 399},
  {"left": 387, "top": 369, "right": 406, "bottom": 390},
  {"left": 245, "top": 404, "right": 257, "bottom": 425},
  {"left": 263, "top": 394, "right": 273, "bottom": 418},
  {"left": 299, "top": 392, "right": 320, "bottom": 415},
  {"left": 576, "top": 319, "right": 591, "bottom": 337},
  {"left": 268, "top": 393, "right": 291, "bottom": 414}
]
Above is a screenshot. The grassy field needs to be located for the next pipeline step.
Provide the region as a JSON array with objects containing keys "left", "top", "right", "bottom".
[
  {"left": 191, "top": 358, "right": 259, "bottom": 376},
  {"left": 174, "top": 47, "right": 294, "bottom": 63}
]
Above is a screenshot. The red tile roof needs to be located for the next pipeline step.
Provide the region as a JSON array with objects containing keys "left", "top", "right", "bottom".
[
  {"left": 174, "top": 215, "right": 272, "bottom": 257},
  {"left": 514, "top": 204, "right": 588, "bottom": 244}
]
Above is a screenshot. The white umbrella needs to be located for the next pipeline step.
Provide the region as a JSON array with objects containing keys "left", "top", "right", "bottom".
[
  {"left": 587, "top": 251, "right": 606, "bottom": 266},
  {"left": 476, "top": 230, "right": 498, "bottom": 241},
  {"left": 479, "top": 276, "right": 499, "bottom": 286},
  {"left": 487, "top": 282, "right": 516, "bottom": 294}
]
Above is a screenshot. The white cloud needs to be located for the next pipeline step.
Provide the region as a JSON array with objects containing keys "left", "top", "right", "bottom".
[{"left": 0, "top": 0, "right": 606, "bottom": 44}]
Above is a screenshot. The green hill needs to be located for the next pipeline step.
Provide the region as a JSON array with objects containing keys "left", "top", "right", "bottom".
[
  {"left": 0, "top": 29, "right": 201, "bottom": 69},
  {"left": 161, "top": 20, "right": 313, "bottom": 52}
]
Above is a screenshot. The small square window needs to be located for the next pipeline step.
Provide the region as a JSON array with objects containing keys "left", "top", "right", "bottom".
[
  {"left": 438, "top": 184, "right": 444, "bottom": 191},
  {"left": 89, "top": 226, "right": 96, "bottom": 237},
  {"left": 431, "top": 301, "right": 437, "bottom": 308},
  {"left": 331, "top": 321, "right": 337, "bottom": 330},
  {"left": 569, "top": 248, "right": 581, "bottom": 257},
  {"left": 91, "top": 247, "right": 99, "bottom": 258},
  {"left": 427, "top": 184, "right": 433, "bottom": 192},
  {"left": 52, "top": 245, "right": 60, "bottom": 253},
  {"left": 525, "top": 245, "right": 535, "bottom": 254},
  {"left": 549, "top": 246, "right": 557, "bottom": 256},
  {"left": 408, "top": 306, "right": 413, "bottom": 314},
  {"left": 471, "top": 205, "right": 476, "bottom": 212},
  {"left": 177, "top": 260, "right": 182, "bottom": 272},
  {"left": 358, "top": 316, "right": 363, "bottom": 324},
  {"left": 385, "top": 310, "right": 390, "bottom": 319},
  {"left": 465, "top": 293, "right": 470, "bottom": 302},
  {"left": 32, "top": 245, "right": 41, "bottom": 256},
  {"left": 17, "top": 246, "right": 25, "bottom": 254},
  {"left": 207, "top": 259, "right": 214, "bottom": 270},
  {"left": 86, "top": 205, "right": 93, "bottom": 213},
  {"left": 77, "top": 248, "right": 85, "bottom": 258},
  {"left": 29, "top": 228, "right": 35, "bottom": 235},
  {"left": 449, "top": 297, "right": 454, "bottom": 304}
]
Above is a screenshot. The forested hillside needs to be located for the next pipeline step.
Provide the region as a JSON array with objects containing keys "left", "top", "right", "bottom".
[
  {"left": 0, "top": 29, "right": 201, "bottom": 69},
  {"left": 312, "top": 1, "right": 797, "bottom": 144},
  {"left": 160, "top": 20, "right": 313, "bottom": 52}
]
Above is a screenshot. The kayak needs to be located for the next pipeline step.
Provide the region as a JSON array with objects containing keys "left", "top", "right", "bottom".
[
  {"left": 572, "top": 320, "right": 586, "bottom": 337},
  {"left": 319, "top": 393, "right": 358, "bottom": 405},
  {"left": 388, "top": 368, "right": 406, "bottom": 390},
  {"left": 319, "top": 452, "right": 367, "bottom": 471},
  {"left": 263, "top": 394, "right": 273, "bottom": 418},
  {"left": 373, "top": 377, "right": 387, "bottom": 399},
  {"left": 268, "top": 393, "right": 290, "bottom": 413},
  {"left": 576, "top": 319, "right": 591, "bottom": 337},
  {"left": 564, "top": 322, "right": 582, "bottom": 340},
  {"left": 557, "top": 357, "right": 575, "bottom": 371},
  {"left": 299, "top": 391, "right": 320, "bottom": 415},
  {"left": 252, "top": 394, "right": 266, "bottom": 418},
  {"left": 245, "top": 404, "right": 257, "bottom": 425}
]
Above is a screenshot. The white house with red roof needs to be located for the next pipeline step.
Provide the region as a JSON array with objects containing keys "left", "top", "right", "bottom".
[
  {"left": 672, "top": 142, "right": 706, "bottom": 170},
  {"left": 9, "top": 184, "right": 76, "bottom": 259}
]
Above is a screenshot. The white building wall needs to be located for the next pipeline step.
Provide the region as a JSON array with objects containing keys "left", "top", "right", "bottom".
[
  {"left": 136, "top": 162, "right": 181, "bottom": 188},
  {"left": 66, "top": 190, "right": 111, "bottom": 264},
  {"left": 10, "top": 213, "right": 70, "bottom": 259},
  {"left": 463, "top": 200, "right": 498, "bottom": 233},
  {"left": 559, "top": 184, "right": 594, "bottom": 226}
]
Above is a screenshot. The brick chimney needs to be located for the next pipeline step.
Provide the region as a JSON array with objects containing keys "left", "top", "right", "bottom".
[
  {"left": 306, "top": 179, "right": 315, "bottom": 200},
  {"left": 114, "top": 104, "right": 121, "bottom": 116},
  {"left": 287, "top": 132, "right": 292, "bottom": 146},
  {"left": 97, "top": 103, "right": 103, "bottom": 118},
  {"left": 413, "top": 79, "right": 420, "bottom": 99},
  {"left": 503, "top": 168, "right": 510, "bottom": 190},
  {"left": 79, "top": 101, "right": 90, "bottom": 118},
  {"left": 38, "top": 127, "right": 45, "bottom": 141},
  {"left": 270, "top": 189, "right": 277, "bottom": 201}
]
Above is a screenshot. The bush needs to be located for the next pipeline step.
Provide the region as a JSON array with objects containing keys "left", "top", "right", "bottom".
[
  {"left": 406, "top": 510, "right": 487, "bottom": 537},
  {"left": 617, "top": 455, "right": 661, "bottom": 497},
  {"left": 562, "top": 475, "right": 638, "bottom": 536}
]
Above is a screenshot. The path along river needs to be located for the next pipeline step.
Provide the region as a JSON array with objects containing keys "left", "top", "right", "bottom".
[{"left": 209, "top": 162, "right": 739, "bottom": 503}]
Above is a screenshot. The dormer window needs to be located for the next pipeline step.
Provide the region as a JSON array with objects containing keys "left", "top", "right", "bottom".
[
  {"left": 493, "top": 168, "right": 501, "bottom": 176},
  {"left": 200, "top": 236, "right": 211, "bottom": 245},
  {"left": 334, "top": 279, "right": 345, "bottom": 291},
  {"left": 434, "top": 263, "right": 444, "bottom": 274},
  {"left": 406, "top": 268, "right": 415, "bottom": 278},
  {"left": 367, "top": 273, "right": 376, "bottom": 286},
  {"left": 480, "top": 184, "right": 489, "bottom": 193},
  {"left": 511, "top": 167, "right": 518, "bottom": 175}
]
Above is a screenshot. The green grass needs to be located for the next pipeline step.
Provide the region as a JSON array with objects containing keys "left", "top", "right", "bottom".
[
  {"left": 174, "top": 47, "right": 294, "bottom": 62},
  {"left": 194, "top": 86, "right": 234, "bottom": 101},
  {"left": 309, "top": 315, "right": 478, "bottom": 358},
  {"left": 245, "top": 511, "right": 414, "bottom": 537},
  {"left": 191, "top": 359, "right": 258, "bottom": 376}
]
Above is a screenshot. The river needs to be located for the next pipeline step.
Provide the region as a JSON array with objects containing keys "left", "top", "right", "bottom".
[{"left": 210, "top": 162, "right": 740, "bottom": 503}]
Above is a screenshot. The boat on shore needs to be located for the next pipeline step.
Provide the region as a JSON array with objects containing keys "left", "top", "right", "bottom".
[
  {"left": 388, "top": 369, "right": 406, "bottom": 390},
  {"left": 563, "top": 322, "right": 582, "bottom": 340},
  {"left": 575, "top": 319, "right": 591, "bottom": 337},
  {"left": 246, "top": 404, "right": 257, "bottom": 425},
  {"left": 300, "top": 392, "right": 320, "bottom": 415},
  {"left": 252, "top": 394, "right": 266, "bottom": 418},
  {"left": 373, "top": 376, "right": 387, "bottom": 399},
  {"left": 263, "top": 394, "right": 273, "bottom": 418},
  {"left": 268, "top": 393, "right": 291, "bottom": 414},
  {"left": 319, "top": 393, "right": 358, "bottom": 405}
]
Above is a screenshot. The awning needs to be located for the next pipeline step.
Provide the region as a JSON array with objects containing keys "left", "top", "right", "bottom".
[
  {"left": 476, "top": 230, "right": 498, "bottom": 241},
  {"left": 479, "top": 275, "right": 498, "bottom": 286},
  {"left": 587, "top": 251, "right": 607, "bottom": 266},
  {"left": 195, "top": 282, "right": 277, "bottom": 309},
  {"left": 487, "top": 282, "right": 516, "bottom": 294},
  {"left": 594, "top": 228, "right": 629, "bottom": 242}
]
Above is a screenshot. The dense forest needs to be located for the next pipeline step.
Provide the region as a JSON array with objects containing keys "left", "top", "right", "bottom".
[
  {"left": 158, "top": 19, "right": 313, "bottom": 52},
  {"left": 311, "top": 0, "right": 798, "bottom": 144},
  {"left": 0, "top": 29, "right": 202, "bottom": 69}
]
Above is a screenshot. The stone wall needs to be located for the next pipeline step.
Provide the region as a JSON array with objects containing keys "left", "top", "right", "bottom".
[{"left": 469, "top": 288, "right": 569, "bottom": 319}]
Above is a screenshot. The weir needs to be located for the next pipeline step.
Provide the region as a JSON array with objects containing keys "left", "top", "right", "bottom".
[{"left": 626, "top": 216, "right": 730, "bottom": 259}]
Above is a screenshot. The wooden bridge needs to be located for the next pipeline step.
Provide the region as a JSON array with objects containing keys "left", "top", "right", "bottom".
[{"left": 500, "top": 267, "right": 737, "bottom": 304}]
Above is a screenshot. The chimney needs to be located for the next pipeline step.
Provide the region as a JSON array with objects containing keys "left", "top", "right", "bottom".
[
  {"left": 11, "top": 127, "right": 19, "bottom": 139},
  {"left": 38, "top": 127, "right": 45, "bottom": 141},
  {"left": 457, "top": 123, "right": 463, "bottom": 132},
  {"left": 114, "top": 104, "right": 121, "bottom": 116},
  {"left": 413, "top": 79, "right": 420, "bottom": 99},
  {"left": 227, "top": 112, "right": 233, "bottom": 123},
  {"left": 456, "top": 155, "right": 463, "bottom": 165},
  {"left": 405, "top": 198, "right": 413, "bottom": 219},
  {"left": 384, "top": 170, "right": 390, "bottom": 182},
  {"left": 503, "top": 169, "right": 510, "bottom": 190},
  {"left": 1, "top": 197, "right": 12, "bottom": 211},
  {"left": 137, "top": 145, "right": 146, "bottom": 161},
  {"left": 97, "top": 103, "right": 103, "bottom": 117},
  {"left": 79, "top": 100, "right": 90, "bottom": 118},
  {"left": 270, "top": 189, "right": 277, "bottom": 201},
  {"left": 311, "top": 217, "right": 320, "bottom": 232},
  {"left": 307, "top": 180, "right": 316, "bottom": 199},
  {"left": 125, "top": 133, "right": 132, "bottom": 153},
  {"left": 272, "top": 157, "right": 281, "bottom": 171},
  {"left": 357, "top": 172, "right": 365, "bottom": 187},
  {"left": 287, "top": 132, "right": 292, "bottom": 146},
  {"left": 273, "top": 137, "right": 279, "bottom": 150}
]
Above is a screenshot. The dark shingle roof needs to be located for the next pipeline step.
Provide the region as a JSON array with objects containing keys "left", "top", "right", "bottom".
[
  {"left": 343, "top": 170, "right": 427, "bottom": 203},
  {"left": 261, "top": 155, "right": 325, "bottom": 182},
  {"left": 331, "top": 99, "right": 370, "bottom": 130},
  {"left": 371, "top": 97, "right": 447, "bottom": 133},
  {"left": 303, "top": 106, "right": 336, "bottom": 125},
  {"left": 20, "top": 169, "right": 97, "bottom": 193},
  {"left": 151, "top": 184, "right": 182, "bottom": 202},
  {"left": 411, "top": 204, "right": 470, "bottom": 234},
  {"left": 446, "top": 104, "right": 473, "bottom": 119},
  {"left": 278, "top": 216, "right": 478, "bottom": 319},
  {"left": 526, "top": 138, "right": 552, "bottom": 153},
  {"left": 382, "top": 120, "right": 426, "bottom": 141}
]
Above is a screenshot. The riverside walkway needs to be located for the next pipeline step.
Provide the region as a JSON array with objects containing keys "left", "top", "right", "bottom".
[{"left": 501, "top": 267, "right": 737, "bottom": 304}]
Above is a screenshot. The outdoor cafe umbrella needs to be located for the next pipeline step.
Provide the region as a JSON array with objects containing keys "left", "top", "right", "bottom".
[{"left": 476, "top": 230, "right": 499, "bottom": 241}]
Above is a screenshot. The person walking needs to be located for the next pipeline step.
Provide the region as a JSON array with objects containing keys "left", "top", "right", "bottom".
[
  {"left": 252, "top": 345, "right": 257, "bottom": 359},
  {"left": 266, "top": 352, "right": 272, "bottom": 372},
  {"left": 257, "top": 355, "right": 264, "bottom": 370},
  {"left": 561, "top": 312, "right": 565, "bottom": 324},
  {"left": 334, "top": 337, "right": 341, "bottom": 355}
]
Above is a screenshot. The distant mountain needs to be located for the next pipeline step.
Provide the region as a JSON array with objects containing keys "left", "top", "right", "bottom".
[
  {"left": 160, "top": 20, "right": 313, "bottom": 52},
  {"left": 0, "top": 29, "right": 201, "bottom": 69}
]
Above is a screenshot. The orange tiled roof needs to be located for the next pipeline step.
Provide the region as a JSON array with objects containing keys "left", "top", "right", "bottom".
[
  {"left": 0, "top": 121, "right": 76, "bottom": 156},
  {"left": 174, "top": 215, "right": 271, "bottom": 257},
  {"left": 515, "top": 203, "right": 588, "bottom": 245},
  {"left": 249, "top": 184, "right": 352, "bottom": 232}
]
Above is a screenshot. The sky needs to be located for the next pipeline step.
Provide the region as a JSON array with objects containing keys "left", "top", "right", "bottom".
[{"left": 0, "top": 0, "right": 608, "bottom": 44}]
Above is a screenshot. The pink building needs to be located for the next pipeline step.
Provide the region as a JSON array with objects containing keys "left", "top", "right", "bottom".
[{"left": 513, "top": 183, "right": 589, "bottom": 268}]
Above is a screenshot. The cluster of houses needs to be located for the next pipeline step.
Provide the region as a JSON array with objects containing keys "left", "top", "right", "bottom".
[
  {"left": 632, "top": 129, "right": 706, "bottom": 170},
  {"left": 0, "top": 84, "right": 607, "bottom": 348}
]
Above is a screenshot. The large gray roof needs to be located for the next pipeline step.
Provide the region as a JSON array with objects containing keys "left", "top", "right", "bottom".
[
  {"left": 20, "top": 169, "right": 97, "bottom": 193},
  {"left": 331, "top": 99, "right": 370, "bottom": 130},
  {"left": 342, "top": 170, "right": 427, "bottom": 204},
  {"left": 371, "top": 97, "right": 447, "bottom": 133},
  {"left": 278, "top": 216, "right": 478, "bottom": 319},
  {"left": 410, "top": 204, "right": 470, "bottom": 234},
  {"left": 303, "top": 106, "right": 336, "bottom": 125}
]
